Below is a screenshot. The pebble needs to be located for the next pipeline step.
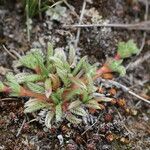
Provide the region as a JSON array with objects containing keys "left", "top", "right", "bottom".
[{"left": 57, "top": 134, "right": 64, "bottom": 145}]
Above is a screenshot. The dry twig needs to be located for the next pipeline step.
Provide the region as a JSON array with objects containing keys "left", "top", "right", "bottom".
[
  {"left": 81, "top": 113, "right": 102, "bottom": 135},
  {"left": 126, "top": 0, "right": 149, "bottom": 69},
  {"left": 100, "top": 79, "right": 150, "bottom": 104},
  {"left": 64, "top": 21, "right": 150, "bottom": 31},
  {"left": 16, "top": 118, "right": 26, "bottom": 137},
  {"left": 63, "top": 0, "right": 80, "bottom": 19},
  {"left": 2, "top": 45, "right": 17, "bottom": 60},
  {"left": 74, "top": 0, "right": 87, "bottom": 48},
  {"left": 126, "top": 51, "right": 150, "bottom": 70},
  {"left": 137, "top": 0, "right": 149, "bottom": 55},
  {"left": 116, "top": 108, "right": 134, "bottom": 135},
  {"left": 0, "top": 98, "right": 19, "bottom": 101}
]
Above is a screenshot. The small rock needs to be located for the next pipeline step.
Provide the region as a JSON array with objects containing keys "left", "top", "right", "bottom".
[{"left": 57, "top": 134, "right": 64, "bottom": 145}]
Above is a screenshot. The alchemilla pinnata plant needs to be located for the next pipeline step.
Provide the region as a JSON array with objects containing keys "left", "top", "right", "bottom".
[{"left": 0, "top": 40, "right": 139, "bottom": 128}]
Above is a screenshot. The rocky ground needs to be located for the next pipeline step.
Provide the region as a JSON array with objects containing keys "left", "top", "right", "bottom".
[{"left": 0, "top": 0, "right": 150, "bottom": 149}]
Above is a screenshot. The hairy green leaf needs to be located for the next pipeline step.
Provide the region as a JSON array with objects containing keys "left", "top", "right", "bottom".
[
  {"left": 45, "top": 78, "right": 52, "bottom": 98},
  {"left": 45, "top": 111, "right": 54, "bottom": 128},
  {"left": 66, "top": 89, "right": 82, "bottom": 101},
  {"left": 66, "top": 113, "right": 82, "bottom": 124},
  {"left": 86, "top": 100, "right": 102, "bottom": 110},
  {"left": 26, "top": 82, "right": 45, "bottom": 93},
  {"left": 55, "top": 88, "right": 64, "bottom": 100},
  {"left": 19, "top": 50, "right": 43, "bottom": 70},
  {"left": 70, "top": 107, "right": 87, "bottom": 116},
  {"left": 15, "top": 73, "right": 43, "bottom": 83},
  {"left": 49, "top": 56, "right": 64, "bottom": 68},
  {"left": 49, "top": 56, "right": 70, "bottom": 72},
  {"left": 47, "top": 42, "right": 54, "bottom": 58},
  {"left": 82, "top": 90, "right": 90, "bottom": 103},
  {"left": 117, "top": 66, "right": 126, "bottom": 76},
  {"left": 51, "top": 88, "right": 64, "bottom": 104},
  {"left": 47, "top": 42, "right": 54, "bottom": 71},
  {"left": 68, "top": 45, "right": 76, "bottom": 67},
  {"left": 72, "top": 56, "right": 87, "bottom": 75},
  {"left": 70, "top": 77, "right": 87, "bottom": 90},
  {"left": 57, "top": 68, "right": 70, "bottom": 87},
  {"left": 86, "top": 74, "right": 97, "bottom": 93},
  {"left": 55, "top": 103, "right": 62, "bottom": 122},
  {"left": 54, "top": 48, "right": 67, "bottom": 61},
  {"left": 68, "top": 100, "right": 82, "bottom": 109},
  {"left": 6, "top": 72, "right": 21, "bottom": 96},
  {"left": 24, "top": 98, "right": 48, "bottom": 113},
  {"left": 108, "top": 59, "right": 126, "bottom": 76},
  {"left": 6, "top": 72, "right": 16, "bottom": 83},
  {"left": 51, "top": 94, "right": 60, "bottom": 104},
  {"left": 118, "top": 40, "right": 139, "bottom": 58},
  {"left": 0, "top": 81, "right": 5, "bottom": 91},
  {"left": 33, "top": 51, "right": 48, "bottom": 76}
]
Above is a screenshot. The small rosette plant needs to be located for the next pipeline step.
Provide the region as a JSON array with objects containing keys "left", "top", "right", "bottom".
[
  {"left": 0, "top": 40, "right": 139, "bottom": 128},
  {"left": 0, "top": 43, "right": 112, "bottom": 128},
  {"left": 96, "top": 40, "right": 139, "bottom": 77}
]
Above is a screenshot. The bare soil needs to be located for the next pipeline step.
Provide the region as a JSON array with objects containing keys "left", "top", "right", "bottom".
[{"left": 0, "top": 0, "right": 150, "bottom": 149}]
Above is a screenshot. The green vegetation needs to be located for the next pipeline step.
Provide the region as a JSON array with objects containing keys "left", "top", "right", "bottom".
[
  {"left": 23, "top": 0, "right": 50, "bottom": 18},
  {"left": 0, "top": 40, "right": 139, "bottom": 128}
]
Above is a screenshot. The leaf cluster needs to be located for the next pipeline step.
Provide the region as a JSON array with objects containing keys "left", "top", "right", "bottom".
[
  {"left": 1, "top": 43, "right": 109, "bottom": 128},
  {"left": 23, "top": 0, "right": 50, "bottom": 18},
  {"left": 107, "top": 40, "right": 139, "bottom": 76},
  {"left": 117, "top": 40, "right": 139, "bottom": 59},
  {"left": 0, "top": 40, "right": 139, "bottom": 128}
]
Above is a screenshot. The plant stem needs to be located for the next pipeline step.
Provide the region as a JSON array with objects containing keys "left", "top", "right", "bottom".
[
  {"left": 34, "top": 66, "right": 42, "bottom": 74},
  {"left": 2, "top": 86, "right": 11, "bottom": 93},
  {"left": 93, "top": 53, "right": 122, "bottom": 80},
  {"left": 114, "top": 53, "right": 121, "bottom": 60},
  {"left": 26, "top": 0, "right": 30, "bottom": 42},
  {"left": 19, "top": 87, "right": 50, "bottom": 102},
  {"left": 94, "top": 65, "right": 112, "bottom": 80}
]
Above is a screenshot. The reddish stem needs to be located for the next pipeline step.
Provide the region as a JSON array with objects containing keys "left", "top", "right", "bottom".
[
  {"left": 19, "top": 87, "right": 50, "bottom": 102},
  {"left": 94, "top": 65, "right": 112, "bottom": 80},
  {"left": 0, "top": 85, "right": 48, "bottom": 102},
  {"left": 34, "top": 66, "right": 42, "bottom": 74},
  {"left": 94, "top": 53, "right": 122, "bottom": 80},
  {"left": 114, "top": 53, "right": 121, "bottom": 60},
  {"left": 2, "top": 86, "right": 12, "bottom": 93}
]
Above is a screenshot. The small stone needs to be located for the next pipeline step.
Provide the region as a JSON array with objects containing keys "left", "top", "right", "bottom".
[
  {"left": 57, "top": 134, "right": 64, "bottom": 145},
  {"left": 106, "top": 134, "right": 114, "bottom": 142},
  {"left": 120, "top": 137, "right": 130, "bottom": 144},
  {"left": 102, "top": 145, "right": 111, "bottom": 150},
  {"left": 130, "top": 109, "right": 138, "bottom": 116},
  {"left": 66, "top": 143, "right": 77, "bottom": 150},
  {"left": 104, "top": 114, "right": 113, "bottom": 122}
]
